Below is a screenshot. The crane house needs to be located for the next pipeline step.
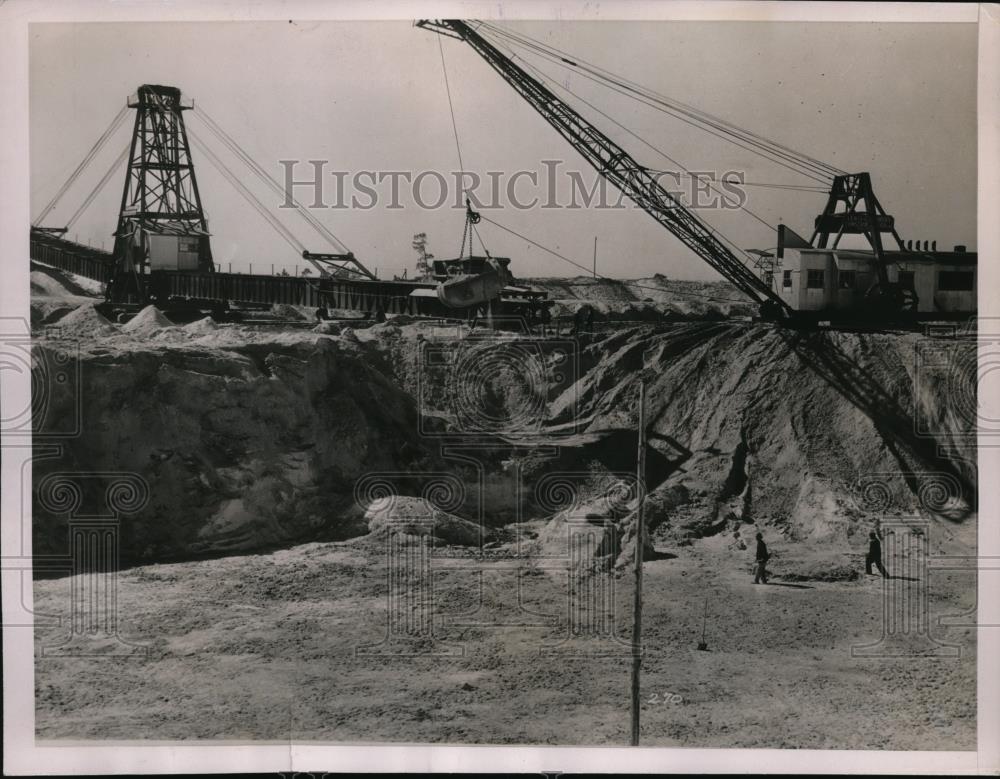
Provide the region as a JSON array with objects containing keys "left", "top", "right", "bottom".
[
  {"left": 771, "top": 240, "right": 977, "bottom": 315},
  {"left": 761, "top": 176, "right": 977, "bottom": 316}
]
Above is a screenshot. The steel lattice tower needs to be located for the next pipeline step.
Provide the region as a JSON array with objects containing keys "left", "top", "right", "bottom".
[{"left": 112, "top": 84, "right": 213, "bottom": 283}]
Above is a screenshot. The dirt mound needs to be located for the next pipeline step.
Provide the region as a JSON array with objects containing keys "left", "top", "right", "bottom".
[
  {"left": 30, "top": 262, "right": 101, "bottom": 298},
  {"left": 49, "top": 301, "right": 117, "bottom": 335},
  {"left": 351, "top": 320, "right": 973, "bottom": 556},
  {"left": 122, "top": 305, "right": 174, "bottom": 337},
  {"left": 534, "top": 502, "right": 620, "bottom": 566},
  {"left": 313, "top": 321, "right": 342, "bottom": 335},
  {"left": 616, "top": 483, "right": 691, "bottom": 566},
  {"left": 30, "top": 262, "right": 105, "bottom": 329},
  {"left": 550, "top": 323, "right": 975, "bottom": 552},
  {"left": 32, "top": 337, "right": 436, "bottom": 562},
  {"left": 31, "top": 271, "right": 80, "bottom": 298},
  {"left": 182, "top": 316, "right": 218, "bottom": 335},
  {"left": 369, "top": 322, "right": 403, "bottom": 339},
  {"left": 270, "top": 303, "right": 309, "bottom": 321},
  {"left": 365, "top": 496, "right": 481, "bottom": 546},
  {"left": 31, "top": 302, "right": 76, "bottom": 328},
  {"left": 32, "top": 319, "right": 976, "bottom": 566},
  {"left": 525, "top": 275, "right": 754, "bottom": 319}
]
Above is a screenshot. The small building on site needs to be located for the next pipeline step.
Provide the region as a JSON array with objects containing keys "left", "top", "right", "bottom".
[
  {"left": 143, "top": 222, "right": 210, "bottom": 272},
  {"left": 769, "top": 245, "right": 976, "bottom": 314},
  {"left": 754, "top": 172, "right": 977, "bottom": 316},
  {"left": 115, "top": 218, "right": 212, "bottom": 274},
  {"left": 147, "top": 232, "right": 205, "bottom": 271},
  {"left": 757, "top": 212, "right": 977, "bottom": 315}
]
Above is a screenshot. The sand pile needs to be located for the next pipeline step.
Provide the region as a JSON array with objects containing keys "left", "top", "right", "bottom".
[
  {"left": 50, "top": 301, "right": 117, "bottom": 336},
  {"left": 182, "top": 316, "right": 219, "bottom": 335},
  {"left": 534, "top": 501, "right": 621, "bottom": 567},
  {"left": 30, "top": 264, "right": 99, "bottom": 298},
  {"left": 30, "top": 263, "right": 104, "bottom": 328},
  {"left": 122, "top": 305, "right": 174, "bottom": 337},
  {"left": 31, "top": 271, "right": 80, "bottom": 298},
  {"left": 526, "top": 274, "right": 754, "bottom": 320},
  {"left": 365, "top": 495, "right": 481, "bottom": 546},
  {"left": 270, "top": 303, "right": 308, "bottom": 321},
  {"left": 545, "top": 322, "right": 976, "bottom": 550},
  {"left": 369, "top": 322, "right": 402, "bottom": 339},
  {"left": 313, "top": 321, "right": 342, "bottom": 335},
  {"left": 32, "top": 336, "right": 435, "bottom": 562},
  {"left": 384, "top": 320, "right": 974, "bottom": 558},
  {"left": 32, "top": 318, "right": 976, "bottom": 566}
]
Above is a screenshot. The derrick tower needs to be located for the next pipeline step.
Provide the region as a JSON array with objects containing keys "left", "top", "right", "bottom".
[{"left": 112, "top": 84, "right": 213, "bottom": 298}]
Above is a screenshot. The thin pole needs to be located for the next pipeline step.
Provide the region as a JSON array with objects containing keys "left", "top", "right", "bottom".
[
  {"left": 630, "top": 379, "right": 646, "bottom": 746},
  {"left": 699, "top": 597, "right": 708, "bottom": 650},
  {"left": 593, "top": 236, "right": 598, "bottom": 278}
]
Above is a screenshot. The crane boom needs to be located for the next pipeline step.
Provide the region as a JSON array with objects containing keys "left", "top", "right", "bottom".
[{"left": 417, "top": 19, "right": 793, "bottom": 317}]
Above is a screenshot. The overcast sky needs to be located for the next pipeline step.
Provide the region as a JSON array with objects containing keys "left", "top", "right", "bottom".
[{"left": 29, "top": 20, "right": 977, "bottom": 281}]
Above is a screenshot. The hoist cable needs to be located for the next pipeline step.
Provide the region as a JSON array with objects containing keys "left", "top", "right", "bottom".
[
  {"left": 477, "top": 21, "right": 845, "bottom": 179},
  {"left": 479, "top": 213, "right": 751, "bottom": 305},
  {"left": 65, "top": 143, "right": 130, "bottom": 230},
  {"left": 34, "top": 105, "right": 130, "bottom": 225},
  {"left": 438, "top": 35, "right": 469, "bottom": 195},
  {"left": 481, "top": 23, "right": 834, "bottom": 185},
  {"left": 192, "top": 107, "right": 351, "bottom": 254},
  {"left": 481, "top": 25, "right": 833, "bottom": 185},
  {"left": 188, "top": 129, "right": 305, "bottom": 256},
  {"left": 516, "top": 54, "right": 780, "bottom": 239},
  {"left": 491, "top": 37, "right": 766, "bottom": 270},
  {"left": 477, "top": 22, "right": 840, "bottom": 182}
]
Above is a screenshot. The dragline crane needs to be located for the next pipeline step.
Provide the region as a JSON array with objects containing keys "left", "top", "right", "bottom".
[{"left": 417, "top": 19, "right": 923, "bottom": 321}]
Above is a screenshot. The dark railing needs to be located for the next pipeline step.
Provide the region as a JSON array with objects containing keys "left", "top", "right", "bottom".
[{"left": 29, "top": 228, "right": 551, "bottom": 321}]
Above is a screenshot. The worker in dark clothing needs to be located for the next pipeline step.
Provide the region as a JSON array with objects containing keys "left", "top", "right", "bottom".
[
  {"left": 753, "top": 531, "right": 769, "bottom": 584},
  {"left": 866, "top": 531, "right": 889, "bottom": 578}
]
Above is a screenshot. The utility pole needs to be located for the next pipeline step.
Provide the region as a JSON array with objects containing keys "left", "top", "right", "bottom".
[
  {"left": 630, "top": 379, "right": 646, "bottom": 746},
  {"left": 593, "top": 236, "right": 598, "bottom": 278}
]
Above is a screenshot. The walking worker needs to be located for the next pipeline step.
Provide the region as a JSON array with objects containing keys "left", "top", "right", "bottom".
[
  {"left": 753, "top": 531, "right": 770, "bottom": 584},
  {"left": 866, "top": 530, "right": 889, "bottom": 578}
]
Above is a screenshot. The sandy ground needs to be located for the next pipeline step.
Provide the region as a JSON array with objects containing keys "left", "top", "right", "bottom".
[
  {"left": 523, "top": 274, "right": 755, "bottom": 320},
  {"left": 28, "top": 260, "right": 977, "bottom": 747},
  {"left": 33, "top": 520, "right": 976, "bottom": 748}
]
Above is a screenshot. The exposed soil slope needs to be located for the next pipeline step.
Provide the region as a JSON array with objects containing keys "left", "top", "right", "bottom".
[
  {"left": 29, "top": 267, "right": 978, "bottom": 748},
  {"left": 523, "top": 274, "right": 755, "bottom": 320}
]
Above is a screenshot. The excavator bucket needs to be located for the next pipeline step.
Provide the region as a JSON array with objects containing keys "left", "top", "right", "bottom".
[{"left": 435, "top": 262, "right": 506, "bottom": 308}]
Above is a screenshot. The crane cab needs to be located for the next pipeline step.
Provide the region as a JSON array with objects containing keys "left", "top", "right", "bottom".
[
  {"left": 767, "top": 244, "right": 976, "bottom": 315},
  {"left": 761, "top": 174, "right": 977, "bottom": 317}
]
